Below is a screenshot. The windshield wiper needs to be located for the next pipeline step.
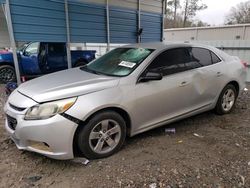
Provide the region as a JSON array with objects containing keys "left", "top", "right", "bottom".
[{"left": 80, "top": 66, "right": 102, "bottom": 75}]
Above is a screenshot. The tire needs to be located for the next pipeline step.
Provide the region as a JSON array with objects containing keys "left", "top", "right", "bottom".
[
  {"left": 215, "top": 84, "right": 238, "bottom": 115},
  {"left": 77, "top": 111, "right": 126, "bottom": 159},
  {"left": 0, "top": 65, "right": 16, "bottom": 84}
]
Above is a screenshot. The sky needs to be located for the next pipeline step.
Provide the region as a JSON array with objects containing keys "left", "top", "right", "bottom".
[{"left": 193, "top": 0, "right": 247, "bottom": 25}]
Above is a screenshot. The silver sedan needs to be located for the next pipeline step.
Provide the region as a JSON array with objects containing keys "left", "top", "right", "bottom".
[{"left": 4, "top": 43, "right": 247, "bottom": 160}]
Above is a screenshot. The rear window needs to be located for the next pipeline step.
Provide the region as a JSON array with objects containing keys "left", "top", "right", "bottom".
[
  {"left": 210, "top": 51, "right": 221, "bottom": 64},
  {"left": 48, "top": 43, "right": 65, "bottom": 54}
]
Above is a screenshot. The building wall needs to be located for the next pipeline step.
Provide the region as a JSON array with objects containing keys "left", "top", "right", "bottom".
[
  {"left": 164, "top": 24, "right": 250, "bottom": 41},
  {"left": 0, "top": 8, "right": 10, "bottom": 48},
  {"left": 164, "top": 25, "right": 250, "bottom": 82}
]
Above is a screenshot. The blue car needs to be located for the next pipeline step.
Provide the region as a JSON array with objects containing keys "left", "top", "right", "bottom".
[{"left": 0, "top": 42, "right": 96, "bottom": 83}]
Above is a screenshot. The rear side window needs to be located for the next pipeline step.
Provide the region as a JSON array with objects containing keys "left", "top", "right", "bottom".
[
  {"left": 191, "top": 48, "right": 212, "bottom": 66},
  {"left": 48, "top": 43, "right": 65, "bottom": 54},
  {"left": 148, "top": 48, "right": 198, "bottom": 76},
  {"left": 210, "top": 51, "right": 221, "bottom": 64}
]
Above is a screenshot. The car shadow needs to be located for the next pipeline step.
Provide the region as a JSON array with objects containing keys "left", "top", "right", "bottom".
[{"left": 125, "top": 110, "right": 217, "bottom": 145}]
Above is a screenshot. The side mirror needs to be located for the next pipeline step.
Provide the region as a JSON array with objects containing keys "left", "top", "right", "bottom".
[
  {"left": 139, "top": 71, "right": 163, "bottom": 82},
  {"left": 22, "top": 50, "right": 27, "bottom": 56},
  {"left": 18, "top": 51, "right": 23, "bottom": 56}
]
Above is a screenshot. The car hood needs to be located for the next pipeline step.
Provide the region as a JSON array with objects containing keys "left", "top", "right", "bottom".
[{"left": 17, "top": 68, "right": 120, "bottom": 103}]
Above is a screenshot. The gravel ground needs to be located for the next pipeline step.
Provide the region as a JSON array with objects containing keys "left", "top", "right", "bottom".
[{"left": 0, "top": 84, "right": 250, "bottom": 188}]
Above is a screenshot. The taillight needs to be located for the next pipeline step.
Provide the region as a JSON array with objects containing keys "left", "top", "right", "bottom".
[{"left": 240, "top": 60, "right": 248, "bottom": 68}]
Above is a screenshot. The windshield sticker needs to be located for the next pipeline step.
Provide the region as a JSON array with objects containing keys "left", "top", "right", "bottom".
[{"left": 119, "top": 61, "right": 136, "bottom": 68}]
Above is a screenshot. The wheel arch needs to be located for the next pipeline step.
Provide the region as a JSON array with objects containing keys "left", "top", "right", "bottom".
[
  {"left": 0, "top": 62, "right": 14, "bottom": 67},
  {"left": 72, "top": 106, "right": 132, "bottom": 157},
  {"left": 74, "top": 58, "right": 88, "bottom": 67},
  {"left": 226, "top": 80, "right": 240, "bottom": 96}
]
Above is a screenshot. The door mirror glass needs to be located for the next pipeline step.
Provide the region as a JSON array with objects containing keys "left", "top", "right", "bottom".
[
  {"left": 18, "top": 51, "right": 23, "bottom": 56},
  {"left": 139, "top": 71, "right": 163, "bottom": 82}
]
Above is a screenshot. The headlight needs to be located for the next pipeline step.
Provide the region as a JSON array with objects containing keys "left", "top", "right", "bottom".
[{"left": 25, "top": 97, "right": 77, "bottom": 120}]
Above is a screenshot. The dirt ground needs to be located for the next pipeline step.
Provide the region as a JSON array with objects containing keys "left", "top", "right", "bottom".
[{"left": 0, "top": 84, "right": 250, "bottom": 188}]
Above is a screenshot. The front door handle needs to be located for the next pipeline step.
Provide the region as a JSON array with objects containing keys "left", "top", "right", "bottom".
[{"left": 180, "top": 81, "right": 188, "bottom": 87}]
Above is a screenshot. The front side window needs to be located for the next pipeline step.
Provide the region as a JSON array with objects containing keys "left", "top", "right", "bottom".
[
  {"left": 24, "top": 42, "right": 39, "bottom": 55},
  {"left": 82, "top": 48, "right": 154, "bottom": 77},
  {"left": 147, "top": 48, "right": 199, "bottom": 76}
]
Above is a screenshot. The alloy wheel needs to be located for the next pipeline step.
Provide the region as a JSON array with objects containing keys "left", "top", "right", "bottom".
[
  {"left": 222, "top": 88, "right": 235, "bottom": 112},
  {"left": 0, "top": 67, "right": 15, "bottom": 83},
  {"left": 88, "top": 119, "right": 121, "bottom": 154}
]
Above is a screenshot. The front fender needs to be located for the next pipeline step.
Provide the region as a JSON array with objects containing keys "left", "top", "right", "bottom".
[{"left": 65, "top": 86, "right": 131, "bottom": 123}]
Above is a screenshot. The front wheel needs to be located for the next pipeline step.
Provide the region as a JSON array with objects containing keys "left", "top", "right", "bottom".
[
  {"left": 76, "top": 111, "right": 126, "bottom": 159},
  {"left": 0, "top": 65, "right": 16, "bottom": 83},
  {"left": 215, "top": 84, "right": 237, "bottom": 115}
]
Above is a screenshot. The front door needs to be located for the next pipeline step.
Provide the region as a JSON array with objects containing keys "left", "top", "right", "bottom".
[
  {"left": 20, "top": 42, "right": 41, "bottom": 75},
  {"left": 133, "top": 48, "right": 202, "bottom": 132}
]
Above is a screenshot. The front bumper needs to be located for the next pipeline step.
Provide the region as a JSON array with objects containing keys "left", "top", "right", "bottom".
[{"left": 5, "top": 102, "right": 78, "bottom": 160}]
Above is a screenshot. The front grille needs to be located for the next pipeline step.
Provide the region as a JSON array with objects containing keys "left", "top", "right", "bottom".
[
  {"left": 6, "top": 115, "right": 17, "bottom": 130},
  {"left": 9, "top": 103, "right": 26, "bottom": 112}
]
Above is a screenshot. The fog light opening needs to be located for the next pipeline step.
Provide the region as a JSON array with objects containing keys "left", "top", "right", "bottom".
[{"left": 29, "top": 141, "right": 52, "bottom": 152}]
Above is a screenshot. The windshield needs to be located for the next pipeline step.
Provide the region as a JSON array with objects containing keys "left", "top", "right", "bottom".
[{"left": 81, "top": 48, "right": 154, "bottom": 77}]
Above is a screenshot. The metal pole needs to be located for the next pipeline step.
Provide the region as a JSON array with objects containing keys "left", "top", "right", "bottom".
[
  {"left": 5, "top": 0, "right": 21, "bottom": 85},
  {"left": 162, "top": 0, "right": 165, "bottom": 41},
  {"left": 195, "top": 28, "right": 198, "bottom": 40},
  {"left": 138, "top": 0, "right": 141, "bottom": 43},
  {"left": 242, "top": 25, "right": 246, "bottom": 40},
  {"left": 64, "top": 0, "right": 72, "bottom": 69},
  {"left": 106, "top": 0, "right": 110, "bottom": 52},
  {"left": 1, "top": 4, "right": 5, "bottom": 15}
]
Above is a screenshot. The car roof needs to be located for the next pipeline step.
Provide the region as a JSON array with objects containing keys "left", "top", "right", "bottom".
[
  {"left": 121, "top": 42, "right": 230, "bottom": 60},
  {"left": 122, "top": 42, "right": 215, "bottom": 51}
]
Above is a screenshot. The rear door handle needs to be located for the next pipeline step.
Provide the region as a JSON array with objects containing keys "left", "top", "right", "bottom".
[
  {"left": 216, "top": 72, "right": 223, "bottom": 77},
  {"left": 179, "top": 81, "right": 188, "bottom": 87}
]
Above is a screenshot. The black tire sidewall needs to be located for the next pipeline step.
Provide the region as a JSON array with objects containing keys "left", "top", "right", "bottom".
[
  {"left": 215, "top": 84, "right": 237, "bottom": 115},
  {"left": 77, "top": 111, "right": 126, "bottom": 159}
]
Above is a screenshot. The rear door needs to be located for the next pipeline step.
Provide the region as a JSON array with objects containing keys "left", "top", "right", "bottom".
[
  {"left": 133, "top": 48, "right": 202, "bottom": 131},
  {"left": 190, "top": 47, "right": 226, "bottom": 108}
]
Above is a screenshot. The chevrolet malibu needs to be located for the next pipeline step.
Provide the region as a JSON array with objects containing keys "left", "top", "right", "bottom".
[{"left": 4, "top": 43, "right": 247, "bottom": 160}]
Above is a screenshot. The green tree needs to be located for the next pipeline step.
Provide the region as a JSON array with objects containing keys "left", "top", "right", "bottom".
[
  {"left": 226, "top": 1, "right": 250, "bottom": 24},
  {"left": 183, "top": 0, "right": 207, "bottom": 27},
  {"left": 165, "top": 0, "right": 181, "bottom": 28}
]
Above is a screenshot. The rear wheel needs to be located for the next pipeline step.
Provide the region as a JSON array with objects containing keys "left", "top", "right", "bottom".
[
  {"left": 0, "top": 65, "right": 16, "bottom": 83},
  {"left": 215, "top": 84, "right": 237, "bottom": 115},
  {"left": 76, "top": 111, "right": 126, "bottom": 159}
]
